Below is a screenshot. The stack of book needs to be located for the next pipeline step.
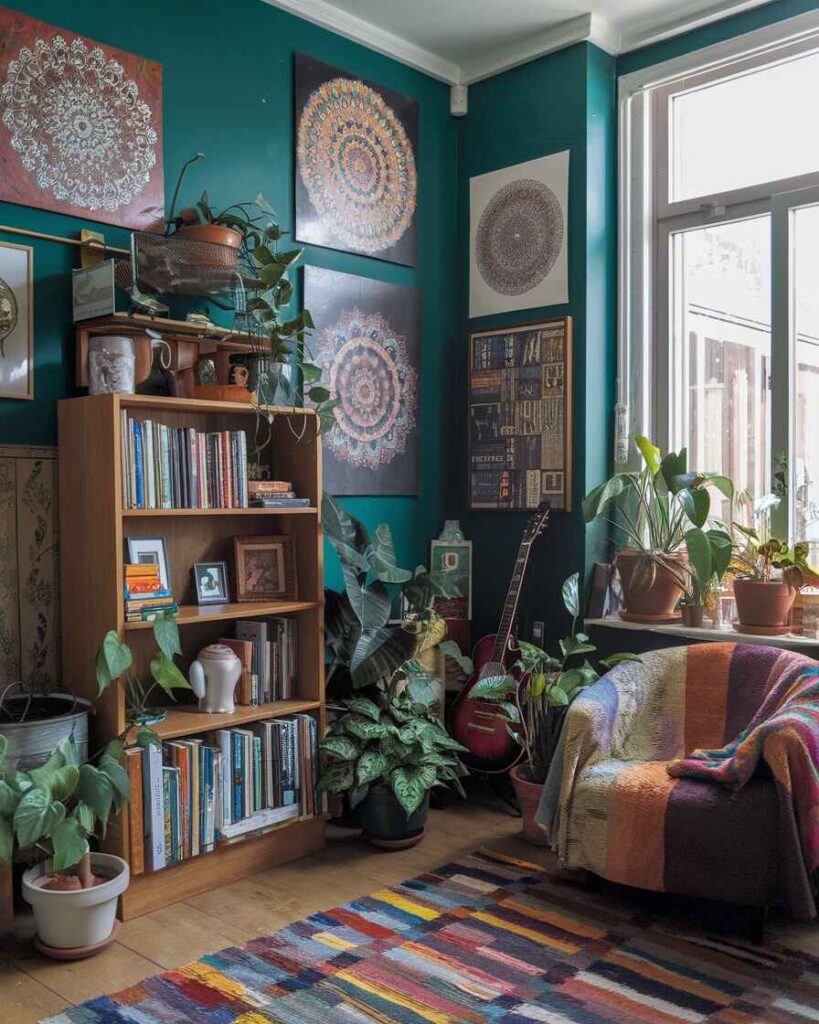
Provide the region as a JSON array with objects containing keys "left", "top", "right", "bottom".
[
  {"left": 125, "top": 714, "right": 320, "bottom": 872},
  {"left": 231, "top": 617, "right": 298, "bottom": 704},
  {"left": 124, "top": 563, "right": 177, "bottom": 622},
  {"left": 121, "top": 413, "right": 249, "bottom": 510},
  {"left": 249, "top": 479, "right": 310, "bottom": 508}
]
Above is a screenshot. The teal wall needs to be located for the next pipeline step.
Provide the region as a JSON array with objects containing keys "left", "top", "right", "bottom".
[
  {"left": 0, "top": 0, "right": 459, "bottom": 585},
  {"left": 450, "top": 42, "right": 617, "bottom": 640}
]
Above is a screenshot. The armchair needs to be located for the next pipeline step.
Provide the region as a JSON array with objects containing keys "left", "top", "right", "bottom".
[{"left": 538, "top": 642, "right": 818, "bottom": 919}]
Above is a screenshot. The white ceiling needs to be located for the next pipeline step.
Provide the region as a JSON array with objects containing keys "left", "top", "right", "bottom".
[{"left": 264, "top": 0, "right": 772, "bottom": 83}]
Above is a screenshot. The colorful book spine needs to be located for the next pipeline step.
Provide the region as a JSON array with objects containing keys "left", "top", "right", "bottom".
[{"left": 124, "top": 748, "right": 144, "bottom": 875}]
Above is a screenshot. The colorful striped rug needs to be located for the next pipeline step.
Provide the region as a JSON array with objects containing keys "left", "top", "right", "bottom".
[{"left": 41, "top": 848, "right": 819, "bottom": 1023}]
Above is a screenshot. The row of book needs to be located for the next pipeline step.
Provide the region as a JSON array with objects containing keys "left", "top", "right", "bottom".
[
  {"left": 123, "top": 562, "right": 178, "bottom": 623},
  {"left": 121, "top": 412, "right": 249, "bottom": 509},
  {"left": 223, "top": 617, "right": 298, "bottom": 705},
  {"left": 123, "top": 714, "right": 320, "bottom": 873}
]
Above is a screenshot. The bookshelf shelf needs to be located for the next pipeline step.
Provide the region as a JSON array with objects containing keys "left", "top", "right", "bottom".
[
  {"left": 143, "top": 699, "right": 323, "bottom": 742},
  {"left": 58, "top": 392, "right": 325, "bottom": 920},
  {"left": 125, "top": 601, "right": 318, "bottom": 630},
  {"left": 121, "top": 507, "right": 318, "bottom": 517}
]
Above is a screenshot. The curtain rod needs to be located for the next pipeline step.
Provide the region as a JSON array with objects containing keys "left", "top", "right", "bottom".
[{"left": 0, "top": 223, "right": 129, "bottom": 257}]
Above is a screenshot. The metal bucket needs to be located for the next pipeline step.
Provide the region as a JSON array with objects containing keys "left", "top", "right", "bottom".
[{"left": 0, "top": 693, "right": 92, "bottom": 768}]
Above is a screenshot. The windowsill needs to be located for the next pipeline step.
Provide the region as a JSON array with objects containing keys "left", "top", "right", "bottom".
[{"left": 586, "top": 617, "right": 819, "bottom": 650}]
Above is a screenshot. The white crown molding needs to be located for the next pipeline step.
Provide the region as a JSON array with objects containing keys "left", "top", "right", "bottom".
[
  {"left": 261, "top": 0, "right": 461, "bottom": 83},
  {"left": 263, "top": 0, "right": 781, "bottom": 88},
  {"left": 618, "top": 0, "right": 771, "bottom": 53}
]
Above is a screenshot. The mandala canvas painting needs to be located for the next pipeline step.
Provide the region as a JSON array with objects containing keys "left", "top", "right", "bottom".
[
  {"left": 0, "top": 6, "right": 164, "bottom": 231},
  {"left": 295, "top": 53, "right": 418, "bottom": 266},
  {"left": 305, "top": 266, "right": 421, "bottom": 495},
  {"left": 470, "top": 150, "right": 569, "bottom": 317}
]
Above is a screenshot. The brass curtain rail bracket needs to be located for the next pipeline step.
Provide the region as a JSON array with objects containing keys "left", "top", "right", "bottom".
[{"left": 0, "top": 223, "right": 129, "bottom": 258}]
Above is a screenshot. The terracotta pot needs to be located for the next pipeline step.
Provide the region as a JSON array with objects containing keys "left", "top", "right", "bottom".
[
  {"left": 615, "top": 549, "right": 688, "bottom": 620},
  {"left": 176, "top": 223, "right": 242, "bottom": 249},
  {"left": 680, "top": 603, "right": 704, "bottom": 627},
  {"left": 510, "top": 764, "right": 548, "bottom": 846},
  {"left": 734, "top": 579, "right": 797, "bottom": 628}
]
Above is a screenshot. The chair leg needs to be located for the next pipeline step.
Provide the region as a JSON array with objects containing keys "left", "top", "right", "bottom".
[{"left": 749, "top": 905, "right": 768, "bottom": 945}]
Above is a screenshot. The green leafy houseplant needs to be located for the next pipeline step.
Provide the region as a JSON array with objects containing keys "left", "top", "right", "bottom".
[
  {"left": 317, "top": 689, "right": 468, "bottom": 824},
  {"left": 582, "top": 436, "right": 733, "bottom": 618},
  {"left": 172, "top": 191, "right": 337, "bottom": 431},
  {"left": 0, "top": 732, "right": 128, "bottom": 889},
  {"left": 323, "top": 494, "right": 465, "bottom": 696},
  {"left": 95, "top": 611, "right": 191, "bottom": 726},
  {"left": 469, "top": 573, "right": 640, "bottom": 784}
]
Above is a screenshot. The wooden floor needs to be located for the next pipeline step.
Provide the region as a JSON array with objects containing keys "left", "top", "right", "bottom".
[{"left": 1, "top": 796, "right": 818, "bottom": 1023}]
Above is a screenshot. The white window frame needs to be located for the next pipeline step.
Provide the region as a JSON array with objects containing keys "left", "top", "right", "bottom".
[{"left": 619, "top": 7, "right": 819, "bottom": 526}]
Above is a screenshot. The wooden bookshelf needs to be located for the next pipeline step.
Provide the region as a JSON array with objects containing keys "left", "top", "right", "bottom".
[{"left": 58, "top": 393, "right": 325, "bottom": 920}]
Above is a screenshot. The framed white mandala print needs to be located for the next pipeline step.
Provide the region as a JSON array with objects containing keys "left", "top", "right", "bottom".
[
  {"left": 469, "top": 150, "right": 569, "bottom": 318},
  {"left": 0, "top": 240, "right": 33, "bottom": 400},
  {"left": 0, "top": 6, "right": 164, "bottom": 232},
  {"left": 305, "top": 266, "right": 421, "bottom": 496}
]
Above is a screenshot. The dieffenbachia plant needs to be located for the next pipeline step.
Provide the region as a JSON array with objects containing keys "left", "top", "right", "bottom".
[{"left": 317, "top": 689, "right": 468, "bottom": 817}]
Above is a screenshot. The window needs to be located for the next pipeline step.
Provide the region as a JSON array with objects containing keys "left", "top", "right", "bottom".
[{"left": 620, "top": 11, "right": 819, "bottom": 539}]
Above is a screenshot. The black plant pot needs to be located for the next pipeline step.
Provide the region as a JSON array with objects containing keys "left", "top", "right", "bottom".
[{"left": 354, "top": 784, "right": 430, "bottom": 850}]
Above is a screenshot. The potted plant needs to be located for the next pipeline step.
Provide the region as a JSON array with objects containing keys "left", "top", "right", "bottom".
[
  {"left": 94, "top": 610, "right": 191, "bottom": 725},
  {"left": 731, "top": 533, "right": 810, "bottom": 633},
  {"left": 0, "top": 731, "right": 130, "bottom": 956},
  {"left": 680, "top": 524, "right": 733, "bottom": 627},
  {"left": 168, "top": 189, "right": 336, "bottom": 428},
  {"left": 470, "top": 573, "right": 640, "bottom": 845},
  {"left": 317, "top": 687, "right": 468, "bottom": 849},
  {"left": 323, "top": 494, "right": 467, "bottom": 697},
  {"left": 582, "top": 436, "right": 733, "bottom": 622}
]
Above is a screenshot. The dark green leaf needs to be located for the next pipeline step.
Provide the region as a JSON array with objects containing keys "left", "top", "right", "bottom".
[
  {"left": 0, "top": 780, "right": 18, "bottom": 815},
  {"left": 345, "top": 697, "right": 382, "bottom": 722},
  {"left": 136, "top": 726, "right": 162, "bottom": 750},
  {"left": 368, "top": 523, "right": 413, "bottom": 584},
  {"left": 549, "top": 686, "right": 569, "bottom": 707},
  {"left": 321, "top": 735, "right": 360, "bottom": 761},
  {"left": 559, "top": 636, "right": 597, "bottom": 658},
  {"left": 437, "top": 640, "right": 473, "bottom": 676},
  {"left": 98, "top": 754, "right": 131, "bottom": 804},
  {"left": 344, "top": 716, "right": 389, "bottom": 741},
  {"left": 356, "top": 750, "right": 388, "bottom": 786},
  {"left": 152, "top": 614, "right": 182, "bottom": 661},
  {"left": 75, "top": 802, "right": 95, "bottom": 833},
  {"left": 599, "top": 652, "right": 642, "bottom": 669},
  {"left": 96, "top": 631, "right": 132, "bottom": 695},
  {"left": 349, "top": 783, "right": 370, "bottom": 809},
  {"left": 684, "top": 527, "right": 712, "bottom": 589},
  {"left": 76, "top": 765, "right": 114, "bottom": 826},
  {"left": 302, "top": 362, "right": 322, "bottom": 384},
  {"left": 0, "top": 819, "right": 11, "bottom": 863},
  {"left": 317, "top": 762, "right": 354, "bottom": 794},
  {"left": 150, "top": 652, "right": 190, "bottom": 690},
  {"left": 390, "top": 766, "right": 436, "bottom": 816},
  {"left": 51, "top": 817, "right": 89, "bottom": 872},
  {"left": 680, "top": 488, "right": 710, "bottom": 528},
  {"left": 469, "top": 674, "right": 515, "bottom": 700}
]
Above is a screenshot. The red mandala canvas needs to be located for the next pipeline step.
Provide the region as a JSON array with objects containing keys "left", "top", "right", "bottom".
[{"left": 0, "top": 6, "right": 164, "bottom": 231}]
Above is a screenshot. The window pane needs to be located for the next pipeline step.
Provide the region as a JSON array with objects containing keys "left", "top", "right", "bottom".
[
  {"left": 792, "top": 203, "right": 819, "bottom": 540},
  {"left": 671, "top": 51, "right": 819, "bottom": 202},
  {"left": 669, "top": 217, "right": 771, "bottom": 517}
]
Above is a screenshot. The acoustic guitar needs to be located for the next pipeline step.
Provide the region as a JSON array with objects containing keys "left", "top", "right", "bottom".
[{"left": 448, "top": 504, "right": 550, "bottom": 771}]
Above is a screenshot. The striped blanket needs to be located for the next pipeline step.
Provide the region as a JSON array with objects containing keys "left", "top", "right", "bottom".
[{"left": 537, "top": 643, "right": 819, "bottom": 918}]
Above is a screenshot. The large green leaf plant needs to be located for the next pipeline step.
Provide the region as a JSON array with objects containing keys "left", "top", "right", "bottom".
[
  {"left": 470, "top": 573, "right": 640, "bottom": 784},
  {"left": 0, "top": 613, "right": 188, "bottom": 887},
  {"left": 582, "top": 436, "right": 733, "bottom": 596},
  {"left": 317, "top": 687, "right": 469, "bottom": 818},
  {"left": 0, "top": 732, "right": 128, "bottom": 888},
  {"left": 323, "top": 494, "right": 463, "bottom": 695}
]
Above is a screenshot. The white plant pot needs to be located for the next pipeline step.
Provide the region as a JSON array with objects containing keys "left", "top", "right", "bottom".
[{"left": 22, "top": 853, "right": 129, "bottom": 950}]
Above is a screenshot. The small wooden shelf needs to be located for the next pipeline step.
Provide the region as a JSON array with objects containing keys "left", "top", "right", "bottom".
[
  {"left": 143, "top": 699, "right": 322, "bottom": 741},
  {"left": 125, "top": 600, "right": 318, "bottom": 630},
  {"left": 121, "top": 507, "right": 318, "bottom": 517}
]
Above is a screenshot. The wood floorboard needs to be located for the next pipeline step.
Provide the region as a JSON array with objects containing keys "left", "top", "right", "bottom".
[{"left": 0, "top": 796, "right": 816, "bottom": 1023}]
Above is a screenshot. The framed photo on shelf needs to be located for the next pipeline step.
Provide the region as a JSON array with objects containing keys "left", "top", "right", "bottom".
[
  {"left": 126, "top": 536, "right": 171, "bottom": 592},
  {"left": 193, "top": 561, "right": 229, "bottom": 605},
  {"left": 234, "top": 535, "right": 297, "bottom": 603}
]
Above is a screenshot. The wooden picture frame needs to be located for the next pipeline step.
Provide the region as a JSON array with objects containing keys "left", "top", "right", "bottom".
[
  {"left": 0, "top": 241, "right": 33, "bottom": 400},
  {"left": 468, "top": 316, "right": 573, "bottom": 512},
  {"left": 234, "top": 535, "right": 297, "bottom": 603}
]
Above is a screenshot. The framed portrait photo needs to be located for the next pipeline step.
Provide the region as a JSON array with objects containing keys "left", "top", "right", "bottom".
[
  {"left": 234, "top": 535, "right": 297, "bottom": 603},
  {"left": 126, "top": 536, "right": 171, "bottom": 592},
  {"left": 193, "top": 561, "right": 229, "bottom": 605}
]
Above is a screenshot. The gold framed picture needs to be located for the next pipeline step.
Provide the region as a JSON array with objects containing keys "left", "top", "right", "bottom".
[
  {"left": 234, "top": 535, "right": 297, "bottom": 603},
  {"left": 0, "top": 241, "right": 33, "bottom": 400}
]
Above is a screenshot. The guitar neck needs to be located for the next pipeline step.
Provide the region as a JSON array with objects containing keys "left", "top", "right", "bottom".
[{"left": 491, "top": 542, "right": 532, "bottom": 664}]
